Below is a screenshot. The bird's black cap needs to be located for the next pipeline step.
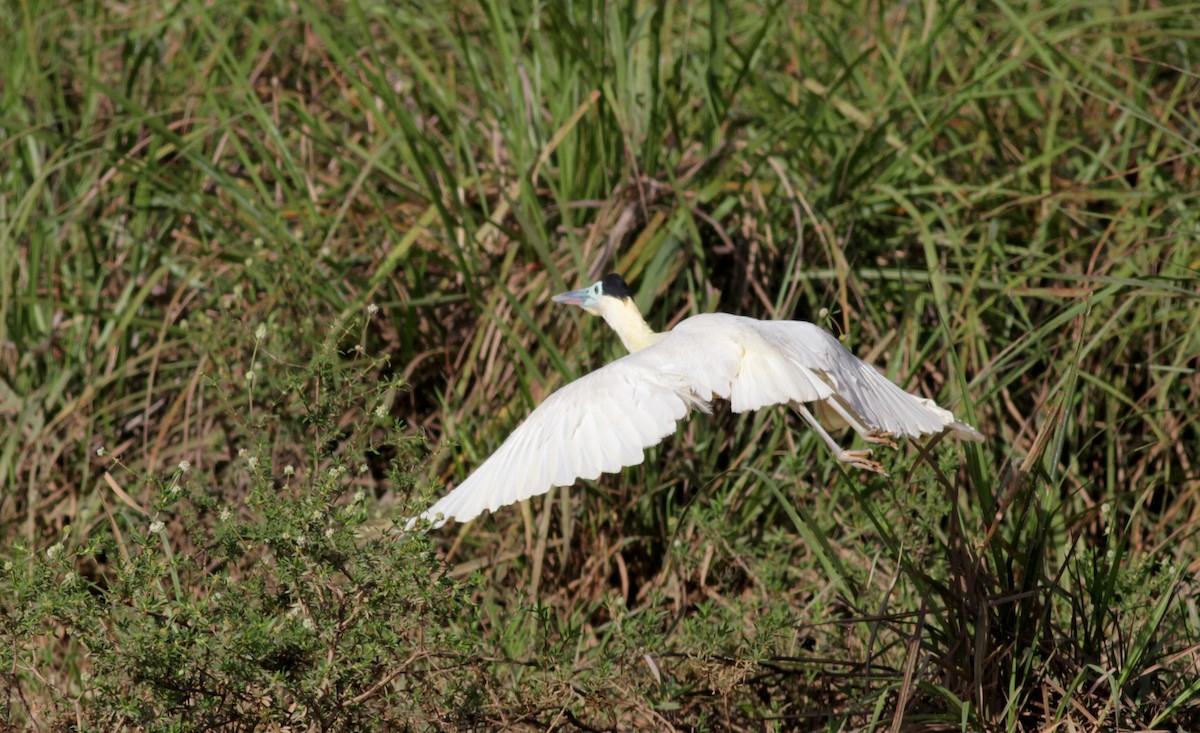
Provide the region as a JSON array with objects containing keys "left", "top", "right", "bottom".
[{"left": 600, "top": 273, "right": 632, "bottom": 299}]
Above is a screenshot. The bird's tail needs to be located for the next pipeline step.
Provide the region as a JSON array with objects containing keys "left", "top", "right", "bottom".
[{"left": 948, "top": 419, "right": 984, "bottom": 442}]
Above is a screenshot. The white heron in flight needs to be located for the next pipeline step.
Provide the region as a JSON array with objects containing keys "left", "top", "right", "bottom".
[{"left": 410, "top": 274, "right": 981, "bottom": 530}]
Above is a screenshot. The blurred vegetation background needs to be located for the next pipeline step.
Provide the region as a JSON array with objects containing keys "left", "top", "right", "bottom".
[{"left": 2, "top": 0, "right": 1198, "bottom": 729}]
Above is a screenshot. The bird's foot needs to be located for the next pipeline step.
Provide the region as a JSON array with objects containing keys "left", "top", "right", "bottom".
[
  {"left": 864, "top": 430, "right": 898, "bottom": 449},
  {"left": 838, "top": 449, "right": 887, "bottom": 475}
]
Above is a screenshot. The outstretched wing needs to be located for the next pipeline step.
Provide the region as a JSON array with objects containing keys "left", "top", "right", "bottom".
[
  {"left": 746, "top": 318, "right": 983, "bottom": 441},
  {"left": 407, "top": 351, "right": 714, "bottom": 529}
]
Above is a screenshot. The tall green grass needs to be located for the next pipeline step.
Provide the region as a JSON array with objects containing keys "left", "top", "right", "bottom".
[{"left": 2, "top": 0, "right": 1198, "bottom": 729}]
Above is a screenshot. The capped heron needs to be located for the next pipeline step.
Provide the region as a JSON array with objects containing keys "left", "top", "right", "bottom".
[{"left": 410, "top": 274, "right": 981, "bottom": 530}]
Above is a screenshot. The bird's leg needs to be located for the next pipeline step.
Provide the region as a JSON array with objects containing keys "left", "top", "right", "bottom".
[
  {"left": 819, "top": 398, "right": 869, "bottom": 435},
  {"left": 794, "top": 403, "right": 887, "bottom": 475},
  {"left": 821, "top": 398, "right": 899, "bottom": 450},
  {"left": 864, "top": 430, "right": 898, "bottom": 449}
]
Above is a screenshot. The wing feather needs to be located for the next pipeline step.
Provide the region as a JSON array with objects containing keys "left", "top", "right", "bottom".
[
  {"left": 407, "top": 352, "right": 710, "bottom": 529},
  {"left": 749, "top": 319, "right": 982, "bottom": 441}
]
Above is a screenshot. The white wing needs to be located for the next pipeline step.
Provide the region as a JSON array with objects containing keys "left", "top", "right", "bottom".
[
  {"left": 407, "top": 349, "right": 714, "bottom": 529},
  {"left": 738, "top": 317, "right": 983, "bottom": 441}
]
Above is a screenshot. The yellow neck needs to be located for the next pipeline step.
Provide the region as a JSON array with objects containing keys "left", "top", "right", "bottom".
[{"left": 595, "top": 296, "right": 661, "bottom": 352}]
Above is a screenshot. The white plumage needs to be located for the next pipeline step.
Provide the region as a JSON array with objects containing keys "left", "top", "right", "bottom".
[{"left": 409, "top": 274, "right": 982, "bottom": 530}]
